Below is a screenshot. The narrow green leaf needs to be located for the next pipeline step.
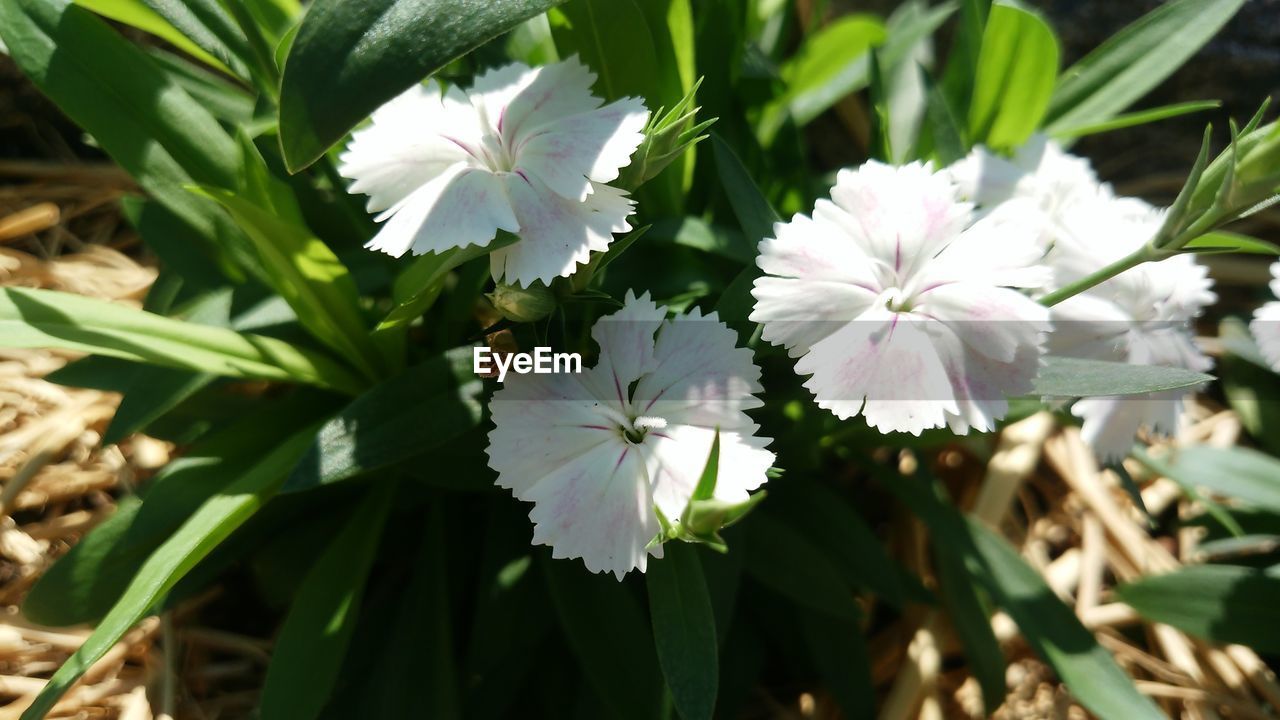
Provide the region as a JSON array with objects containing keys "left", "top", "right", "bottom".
[
  {"left": 72, "top": 0, "right": 232, "bottom": 73},
  {"left": 192, "top": 186, "right": 385, "bottom": 379},
  {"left": 260, "top": 482, "right": 393, "bottom": 720},
  {"left": 139, "top": 0, "right": 256, "bottom": 81},
  {"left": 742, "top": 510, "right": 859, "bottom": 621},
  {"left": 651, "top": 217, "right": 753, "bottom": 264},
  {"left": 933, "top": 529, "right": 1005, "bottom": 712},
  {"left": 0, "top": 287, "right": 364, "bottom": 393},
  {"left": 1181, "top": 231, "right": 1280, "bottom": 256},
  {"left": 1032, "top": 356, "right": 1213, "bottom": 397},
  {"left": 966, "top": 520, "right": 1165, "bottom": 720},
  {"left": 646, "top": 543, "right": 718, "bottom": 720},
  {"left": 1045, "top": 0, "right": 1244, "bottom": 132},
  {"left": 1119, "top": 564, "right": 1280, "bottom": 653},
  {"left": 799, "top": 610, "right": 874, "bottom": 720},
  {"left": 20, "top": 428, "right": 317, "bottom": 720},
  {"left": 278, "top": 0, "right": 565, "bottom": 172},
  {"left": 376, "top": 234, "right": 519, "bottom": 337},
  {"left": 710, "top": 133, "right": 779, "bottom": 245},
  {"left": 968, "top": 1, "right": 1059, "bottom": 150},
  {"left": 1150, "top": 445, "right": 1280, "bottom": 514},
  {"left": 757, "top": 14, "right": 886, "bottom": 142},
  {"left": 543, "top": 558, "right": 663, "bottom": 720},
  {"left": 283, "top": 349, "right": 484, "bottom": 492},
  {"left": 1051, "top": 100, "right": 1221, "bottom": 140}
]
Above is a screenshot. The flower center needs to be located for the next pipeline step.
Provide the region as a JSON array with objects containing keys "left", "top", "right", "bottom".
[
  {"left": 596, "top": 404, "right": 666, "bottom": 444},
  {"left": 477, "top": 132, "right": 517, "bottom": 174}
]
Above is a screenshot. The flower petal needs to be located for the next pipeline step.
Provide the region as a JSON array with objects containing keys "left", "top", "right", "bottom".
[
  {"left": 496, "top": 56, "right": 602, "bottom": 145},
  {"left": 516, "top": 97, "right": 649, "bottom": 201},
  {"left": 633, "top": 306, "right": 764, "bottom": 429},
  {"left": 924, "top": 320, "right": 1044, "bottom": 434},
  {"left": 1072, "top": 394, "right": 1185, "bottom": 463},
  {"left": 920, "top": 282, "right": 1050, "bottom": 364},
  {"left": 489, "top": 174, "right": 632, "bottom": 285},
  {"left": 796, "top": 307, "right": 959, "bottom": 434},
  {"left": 640, "top": 423, "right": 773, "bottom": 522},
  {"left": 364, "top": 167, "right": 519, "bottom": 257},
  {"left": 525, "top": 440, "right": 658, "bottom": 579},
  {"left": 1252, "top": 300, "right": 1280, "bottom": 371},
  {"left": 339, "top": 82, "right": 476, "bottom": 215},
  {"left": 588, "top": 290, "right": 666, "bottom": 395}
]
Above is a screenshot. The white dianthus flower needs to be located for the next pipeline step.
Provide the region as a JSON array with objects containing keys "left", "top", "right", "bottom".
[
  {"left": 339, "top": 57, "right": 648, "bottom": 286},
  {"left": 1250, "top": 262, "right": 1280, "bottom": 371},
  {"left": 948, "top": 134, "right": 1109, "bottom": 252},
  {"left": 487, "top": 291, "right": 774, "bottom": 579},
  {"left": 750, "top": 161, "right": 1051, "bottom": 435},
  {"left": 1048, "top": 197, "right": 1216, "bottom": 461}
]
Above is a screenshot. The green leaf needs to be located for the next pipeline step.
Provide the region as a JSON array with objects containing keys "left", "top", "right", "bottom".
[
  {"left": 139, "top": 0, "right": 256, "bottom": 81},
  {"left": 376, "top": 234, "right": 519, "bottom": 338},
  {"left": 278, "top": 0, "right": 564, "bottom": 172},
  {"left": 1150, "top": 445, "right": 1280, "bottom": 514},
  {"left": 742, "top": 510, "right": 859, "bottom": 621},
  {"left": 1032, "top": 356, "right": 1213, "bottom": 397},
  {"left": 1050, "top": 100, "right": 1221, "bottom": 140},
  {"left": 20, "top": 427, "right": 317, "bottom": 720},
  {"left": 283, "top": 349, "right": 484, "bottom": 492},
  {"left": 652, "top": 218, "right": 753, "bottom": 264},
  {"left": 710, "top": 133, "right": 778, "bottom": 245},
  {"left": 758, "top": 14, "right": 886, "bottom": 142},
  {"left": 967, "top": 1, "right": 1059, "bottom": 150},
  {"left": 646, "top": 543, "right": 718, "bottom": 720},
  {"left": 933, "top": 528, "right": 1005, "bottom": 713},
  {"left": 0, "top": 287, "right": 364, "bottom": 394},
  {"left": 966, "top": 520, "right": 1164, "bottom": 720},
  {"left": 881, "top": 470, "right": 1164, "bottom": 720},
  {"left": 543, "top": 558, "right": 663, "bottom": 720},
  {"left": 799, "top": 610, "right": 874, "bottom": 720},
  {"left": 260, "top": 482, "right": 393, "bottom": 720},
  {"left": 72, "top": 0, "right": 232, "bottom": 73},
  {"left": 1181, "top": 231, "right": 1280, "bottom": 256},
  {"left": 1118, "top": 565, "right": 1280, "bottom": 654},
  {"left": 1045, "top": 0, "right": 1244, "bottom": 133},
  {"left": 192, "top": 186, "right": 385, "bottom": 379}
]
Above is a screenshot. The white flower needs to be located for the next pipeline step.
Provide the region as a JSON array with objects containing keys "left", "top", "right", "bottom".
[
  {"left": 948, "top": 134, "right": 1109, "bottom": 252},
  {"left": 486, "top": 291, "right": 774, "bottom": 579},
  {"left": 1250, "top": 262, "right": 1280, "bottom": 371},
  {"left": 1048, "top": 196, "right": 1216, "bottom": 461},
  {"left": 339, "top": 57, "right": 649, "bottom": 286},
  {"left": 750, "top": 161, "right": 1051, "bottom": 435}
]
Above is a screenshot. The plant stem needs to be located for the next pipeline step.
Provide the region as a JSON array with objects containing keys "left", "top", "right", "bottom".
[{"left": 1038, "top": 245, "right": 1156, "bottom": 307}]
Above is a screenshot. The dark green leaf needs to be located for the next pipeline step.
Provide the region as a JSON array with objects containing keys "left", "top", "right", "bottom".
[
  {"left": 1045, "top": 0, "right": 1244, "bottom": 132},
  {"left": 1051, "top": 100, "right": 1220, "bottom": 140},
  {"left": 647, "top": 543, "right": 718, "bottom": 720},
  {"left": 799, "top": 610, "right": 874, "bottom": 720},
  {"left": 260, "top": 482, "right": 393, "bottom": 720},
  {"left": 283, "top": 349, "right": 484, "bottom": 492},
  {"left": 1118, "top": 564, "right": 1280, "bottom": 654},
  {"left": 1033, "top": 356, "right": 1213, "bottom": 397},
  {"left": 742, "top": 510, "right": 859, "bottom": 621},
  {"left": 1181, "top": 231, "right": 1280, "bottom": 256},
  {"left": 278, "top": 0, "right": 564, "bottom": 171},
  {"left": 543, "top": 558, "right": 663, "bottom": 720},
  {"left": 1151, "top": 445, "right": 1280, "bottom": 514}
]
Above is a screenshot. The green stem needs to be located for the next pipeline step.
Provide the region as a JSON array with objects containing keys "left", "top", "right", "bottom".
[{"left": 1038, "top": 244, "right": 1157, "bottom": 307}]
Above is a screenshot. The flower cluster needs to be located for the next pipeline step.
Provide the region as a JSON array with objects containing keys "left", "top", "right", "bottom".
[{"left": 347, "top": 57, "right": 1268, "bottom": 576}]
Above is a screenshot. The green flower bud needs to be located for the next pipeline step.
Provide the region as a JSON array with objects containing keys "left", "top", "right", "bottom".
[{"left": 488, "top": 282, "right": 556, "bottom": 323}]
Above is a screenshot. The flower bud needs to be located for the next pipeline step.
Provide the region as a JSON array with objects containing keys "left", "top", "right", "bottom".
[{"left": 487, "top": 282, "right": 556, "bottom": 323}]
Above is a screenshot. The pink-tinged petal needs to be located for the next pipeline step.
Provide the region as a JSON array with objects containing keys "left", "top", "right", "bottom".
[
  {"left": 339, "top": 82, "right": 476, "bottom": 215},
  {"left": 487, "top": 371, "right": 619, "bottom": 493},
  {"left": 1252, "top": 300, "right": 1280, "bottom": 372},
  {"left": 490, "top": 175, "right": 633, "bottom": 285},
  {"left": 633, "top": 306, "right": 764, "bottom": 429},
  {"left": 589, "top": 290, "right": 666, "bottom": 393},
  {"left": 796, "top": 307, "right": 958, "bottom": 435},
  {"left": 924, "top": 321, "right": 1044, "bottom": 434},
  {"left": 750, "top": 277, "right": 878, "bottom": 357},
  {"left": 516, "top": 97, "right": 649, "bottom": 201},
  {"left": 468, "top": 61, "right": 539, "bottom": 129},
  {"left": 919, "top": 282, "right": 1049, "bottom": 363},
  {"left": 499, "top": 56, "right": 602, "bottom": 145},
  {"left": 364, "top": 168, "right": 518, "bottom": 257},
  {"left": 823, "top": 161, "right": 970, "bottom": 274},
  {"left": 525, "top": 440, "right": 658, "bottom": 579},
  {"left": 755, "top": 211, "right": 879, "bottom": 286},
  {"left": 927, "top": 201, "right": 1053, "bottom": 288},
  {"left": 639, "top": 423, "right": 773, "bottom": 522}
]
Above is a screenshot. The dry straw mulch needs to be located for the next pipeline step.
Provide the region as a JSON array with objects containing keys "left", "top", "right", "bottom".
[{"left": 0, "top": 160, "right": 1278, "bottom": 720}]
